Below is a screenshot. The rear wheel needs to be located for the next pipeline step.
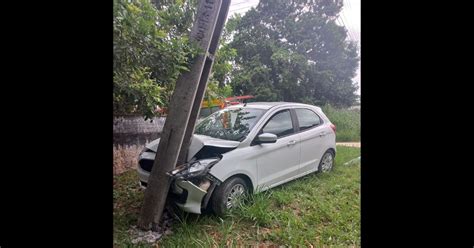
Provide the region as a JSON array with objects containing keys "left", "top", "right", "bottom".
[
  {"left": 317, "top": 150, "right": 334, "bottom": 173},
  {"left": 211, "top": 177, "right": 249, "bottom": 216}
]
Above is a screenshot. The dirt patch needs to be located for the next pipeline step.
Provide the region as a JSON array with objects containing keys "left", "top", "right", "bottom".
[{"left": 336, "top": 142, "right": 360, "bottom": 148}]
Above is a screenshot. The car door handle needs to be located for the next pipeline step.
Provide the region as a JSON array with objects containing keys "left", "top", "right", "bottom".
[
  {"left": 318, "top": 132, "right": 326, "bottom": 137},
  {"left": 287, "top": 140, "right": 297, "bottom": 146}
]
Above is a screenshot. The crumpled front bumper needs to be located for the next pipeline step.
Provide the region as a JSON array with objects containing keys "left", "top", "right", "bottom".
[
  {"left": 137, "top": 166, "right": 217, "bottom": 214},
  {"left": 173, "top": 180, "right": 207, "bottom": 213}
]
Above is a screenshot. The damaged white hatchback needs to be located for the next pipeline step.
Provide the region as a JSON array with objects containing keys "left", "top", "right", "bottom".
[{"left": 137, "top": 102, "right": 337, "bottom": 216}]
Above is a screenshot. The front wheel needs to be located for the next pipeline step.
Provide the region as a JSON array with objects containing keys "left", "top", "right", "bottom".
[
  {"left": 211, "top": 177, "right": 249, "bottom": 216},
  {"left": 317, "top": 150, "right": 334, "bottom": 173}
]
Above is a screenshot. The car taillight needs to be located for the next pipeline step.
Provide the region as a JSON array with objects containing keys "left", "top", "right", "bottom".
[{"left": 330, "top": 124, "right": 336, "bottom": 133}]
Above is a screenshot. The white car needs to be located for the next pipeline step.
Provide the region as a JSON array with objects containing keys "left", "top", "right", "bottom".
[{"left": 137, "top": 102, "right": 336, "bottom": 215}]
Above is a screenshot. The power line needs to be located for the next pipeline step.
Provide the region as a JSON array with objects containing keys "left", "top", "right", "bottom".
[
  {"left": 340, "top": 10, "right": 357, "bottom": 41},
  {"left": 230, "top": 0, "right": 252, "bottom": 7},
  {"left": 229, "top": 4, "right": 255, "bottom": 12},
  {"left": 345, "top": 0, "right": 352, "bottom": 10},
  {"left": 341, "top": 0, "right": 360, "bottom": 41},
  {"left": 336, "top": 1, "right": 352, "bottom": 40},
  {"left": 228, "top": 0, "right": 359, "bottom": 42},
  {"left": 337, "top": 15, "right": 354, "bottom": 41},
  {"left": 340, "top": 7, "right": 351, "bottom": 30},
  {"left": 228, "top": 5, "right": 254, "bottom": 15},
  {"left": 229, "top": 0, "right": 258, "bottom": 13}
]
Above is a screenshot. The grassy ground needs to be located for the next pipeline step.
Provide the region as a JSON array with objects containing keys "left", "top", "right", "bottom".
[
  {"left": 114, "top": 146, "right": 360, "bottom": 247},
  {"left": 322, "top": 105, "right": 360, "bottom": 142}
]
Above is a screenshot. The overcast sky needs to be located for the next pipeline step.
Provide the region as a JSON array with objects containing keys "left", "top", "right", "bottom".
[
  {"left": 336, "top": 0, "right": 360, "bottom": 95},
  {"left": 228, "top": 0, "right": 361, "bottom": 95}
]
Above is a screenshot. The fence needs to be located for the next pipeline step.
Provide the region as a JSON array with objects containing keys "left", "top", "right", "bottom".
[{"left": 113, "top": 116, "right": 165, "bottom": 174}]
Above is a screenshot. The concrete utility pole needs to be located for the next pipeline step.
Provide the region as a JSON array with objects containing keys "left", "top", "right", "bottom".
[
  {"left": 138, "top": 0, "right": 231, "bottom": 231},
  {"left": 177, "top": 0, "right": 231, "bottom": 165}
]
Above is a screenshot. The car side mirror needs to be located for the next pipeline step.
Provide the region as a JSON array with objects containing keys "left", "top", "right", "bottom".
[{"left": 257, "top": 133, "right": 277, "bottom": 144}]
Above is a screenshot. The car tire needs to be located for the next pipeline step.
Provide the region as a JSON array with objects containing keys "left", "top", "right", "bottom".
[
  {"left": 211, "top": 177, "right": 249, "bottom": 216},
  {"left": 317, "top": 150, "right": 334, "bottom": 173}
]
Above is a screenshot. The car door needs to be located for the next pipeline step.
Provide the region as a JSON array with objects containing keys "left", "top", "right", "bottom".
[
  {"left": 294, "top": 108, "right": 327, "bottom": 174},
  {"left": 254, "top": 109, "right": 301, "bottom": 189}
]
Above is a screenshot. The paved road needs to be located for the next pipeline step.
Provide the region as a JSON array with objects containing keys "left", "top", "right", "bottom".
[{"left": 336, "top": 142, "right": 361, "bottom": 148}]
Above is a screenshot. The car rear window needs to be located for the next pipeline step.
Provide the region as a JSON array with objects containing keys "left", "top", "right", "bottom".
[{"left": 295, "top": 108, "right": 322, "bottom": 131}]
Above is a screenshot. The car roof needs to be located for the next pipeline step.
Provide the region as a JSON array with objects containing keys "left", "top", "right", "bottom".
[{"left": 229, "top": 102, "right": 318, "bottom": 110}]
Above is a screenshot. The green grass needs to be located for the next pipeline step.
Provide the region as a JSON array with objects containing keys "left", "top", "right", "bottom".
[
  {"left": 114, "top": 146, "right": 360, "bottom": 247},
  {"left": 322, "top": 105, "right": 360, "bottom": 142}
]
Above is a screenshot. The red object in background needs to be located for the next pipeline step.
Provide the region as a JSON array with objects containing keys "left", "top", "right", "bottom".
[
  {"left": 154, "top": 106, "right": 168, "bottom": 116},
  {"left": 225, "top": 95, "right": 254, "bottom": 102},
  {"left": 161, "top": 95, "right": 255, "bottom": 117},
  {"left": 224, "top": 95, "right": 254, "bottom": 106}
]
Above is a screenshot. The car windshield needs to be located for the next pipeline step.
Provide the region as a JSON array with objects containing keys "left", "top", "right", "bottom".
[{"left": 195, "top": 107, "right": 266, "bottom": 141}]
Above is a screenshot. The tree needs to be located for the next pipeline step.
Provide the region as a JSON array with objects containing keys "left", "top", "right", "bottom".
[
  {"left": 229, "top": 0, "right": 359, "bottom": 107},
  {"left": 203, "top": 15, "right": 240, "bottom": 100},
  {"left": 113, "top": 0, "right": 198, "bottom": 119}
]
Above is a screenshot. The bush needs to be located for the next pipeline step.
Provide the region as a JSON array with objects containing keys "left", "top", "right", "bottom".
[
  {"left": 322, "top": 104, "right": 360, "bottom": 142},
  {"left": 113, "top": 0, "right": 198, "bottom": 120}
]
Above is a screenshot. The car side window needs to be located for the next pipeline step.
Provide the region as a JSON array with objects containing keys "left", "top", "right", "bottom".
[
  {"left": 262, "top": 110, "right": 294, "bottom": 138},
  {"left": 295, "top": 108, "right": 322, "bottom": 131}
]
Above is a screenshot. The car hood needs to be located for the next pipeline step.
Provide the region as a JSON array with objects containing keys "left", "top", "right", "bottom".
[{"left": 145, "top": 134, "right": 240, "bottom": 161}]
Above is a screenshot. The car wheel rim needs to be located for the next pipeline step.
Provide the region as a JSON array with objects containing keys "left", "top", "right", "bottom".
[
  {"left": 226, "top": 184, "right": 245, "bottom": 209},
  {"left": 321, "top": 153, "right": 333, "bottom": 172}
]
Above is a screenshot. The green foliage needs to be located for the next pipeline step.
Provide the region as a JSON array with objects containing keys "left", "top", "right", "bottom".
[
  {"left": 206, "top": 81, "right": 234, "bottom": 99},
  {"left": 113, "top": 0, "right": 198, "bottom": 119},
  {"left": 114, "top": 67, "right": 164, "bottom": 117},
  {"left": 323, "top": 104, "right": 360, "bottom": 142},
  {"left": 113, "top": 0, "right": 238, "bottom": 119},
  {"left": 229, "top": 0, "right": 360, "bottom": 107},
  {"left": 113, "top": 0, "right": 361, "bottom": 120},
  {"left": 204, "top": 16, "right": 241, "bottom": 100},
  {"left": 210, "top": 43, "right": 237, "bottom": 88}
]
